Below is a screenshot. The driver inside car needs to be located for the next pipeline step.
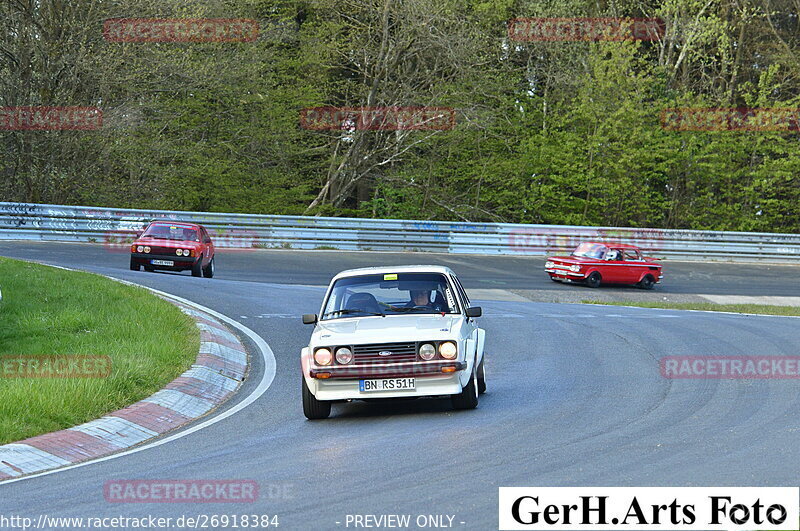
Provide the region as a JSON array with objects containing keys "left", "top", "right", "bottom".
[{"left": 405, "top": 289, "right": 445, "bottom": 312}]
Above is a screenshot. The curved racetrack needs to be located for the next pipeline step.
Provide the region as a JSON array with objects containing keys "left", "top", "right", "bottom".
[{"left": 1, "top": 242, "right": 800, "bottom": 530}]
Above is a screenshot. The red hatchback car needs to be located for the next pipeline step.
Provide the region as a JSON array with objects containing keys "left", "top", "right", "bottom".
[
  {"left": 545, "top": 242, "right": 662, "bottom": 289},
  {"left": 129, "top": 221, "right": 215, "bottom": 278}
]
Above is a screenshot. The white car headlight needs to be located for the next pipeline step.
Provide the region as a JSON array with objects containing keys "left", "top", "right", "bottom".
[
  {"left": 314, "top": 348, "right": 332, "bottom": 366},
  {"left": 176, "top": 248, "right": 183, "bottom": 256},
  {"left": 137, "top": 246, "right": 143, "bottom": 253},
  {"left": 182, "top": 249, "right": 190, "bottom": 256},
  {"left": 419, "top": 343, "right": 436, "bottom": 361},
  {"left": 570, "top": 264, "right": 581, "bottom": 272},
  {"left": 335, "top": 347, "right": 353, "bottom": 365},
  {"left": 439, "top": 341, "right": 457, "bottom": 360},
  {"left": 545, "top": 261, "right": 554, "bottom": 268}
]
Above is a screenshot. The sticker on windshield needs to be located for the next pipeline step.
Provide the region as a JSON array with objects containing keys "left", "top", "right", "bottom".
[{"left": 383, "top": 273, "right": 397, "bottom": 280}]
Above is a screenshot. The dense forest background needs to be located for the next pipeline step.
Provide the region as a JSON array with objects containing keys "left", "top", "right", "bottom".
[{"left": 1, "top": 0, "right": 799, "bottom": 232}]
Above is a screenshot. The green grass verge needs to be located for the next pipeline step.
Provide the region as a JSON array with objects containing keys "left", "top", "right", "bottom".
[
  {"left": 582, "top": 300, "right": 800, "bottom": 317},
  {"left": 0, "top": 257, "right": 200, "bottom": 445}
]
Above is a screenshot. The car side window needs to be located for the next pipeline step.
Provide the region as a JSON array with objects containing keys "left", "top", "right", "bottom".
[
  {"left": 624, "top": 250, "right": 641, "bottom": 261},
  {"left": 451, "top": 275, "right": 470, "bottom": 309}
]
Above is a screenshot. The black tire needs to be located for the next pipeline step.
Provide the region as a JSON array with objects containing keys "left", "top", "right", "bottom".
[
  {"left": 452, "top": 366, "right": 479, "bottom": 410},
  {"left": 638, "top": 274, "right": 655, "bottom": 290},
  {"left": 129, "top": 257, "right": 140, "bottom": 271},
  {"left": 302, "top": 377, "right": 331, "bottom": 420},
  {"left": 477, "top": 356, "right": 486, "bottom": 394},
  {"left": 202, "top": 256, "right": 215, "bottom": 278},
  {"left": 191, "top": 258, "right": 203, "bottom": 277},
  {"left": 585, "top": 271, "right": 602, "bottom": 288}
]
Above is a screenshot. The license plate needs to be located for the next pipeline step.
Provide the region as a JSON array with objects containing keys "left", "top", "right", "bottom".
[
  {"left": 151, "top": 260, "right": 174, "bottom": 266},
  {"left": 359, "top": 378, "right": 415, "bottom": 392}
]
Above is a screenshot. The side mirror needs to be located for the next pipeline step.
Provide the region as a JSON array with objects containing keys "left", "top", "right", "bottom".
[
  {"left": 302, "top": 314, "right": 318, "bottom": 325},
  {"left": 465, "top": 306, "right": 482, "bottom": 318}
]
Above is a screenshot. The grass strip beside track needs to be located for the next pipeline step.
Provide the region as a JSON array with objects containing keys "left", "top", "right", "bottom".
[
  {"left": 583, "top": 300, "right": 800, "bottom": 317},
  {"left": 0, "top": 257, "right": 199, "bottom": 445}
]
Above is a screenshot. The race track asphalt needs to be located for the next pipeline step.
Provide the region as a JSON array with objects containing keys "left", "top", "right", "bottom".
[{"left": 1, "top": 242, "right": 799, "bottom": 530}]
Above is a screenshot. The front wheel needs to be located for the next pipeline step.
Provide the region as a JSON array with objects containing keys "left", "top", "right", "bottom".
[
  {"left": 202, "top": 256, "right": 215, "bottom": 278},
  {"left": 191, "top": 258, "right": 203, "bottom": 277},
  {"left": 452, "top": 367, "right": 479, "bottom": 410},
  {"left": 638, "top": 274, "right": 655, "bottom": 290},
  {"left": 302, "top": 377, "right": 331, "bottom": 419},
  {"left": 585, "top": 272, "right": 602, "bottom": 288},
  {"left": 477, "top": 357, "right": 486, "bottom": 394}
]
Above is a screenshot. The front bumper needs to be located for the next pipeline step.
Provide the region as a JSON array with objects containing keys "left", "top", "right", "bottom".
[
  {"left": 308, "top": 369, "right": 465, "bottom": 401},
  {"left": 131, "top": 253, "right": 199, "bottom": 269},
  {"left": 308, "top": 361, "right": 466, "bottom": 379},
  {"left": 545, "top": 268, "right": 586, "bottom": 280}
]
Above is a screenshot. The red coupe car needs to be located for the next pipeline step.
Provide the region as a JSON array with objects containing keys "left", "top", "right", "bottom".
[
  {"left": 129, "top": 221, "right": 215, "bottom": 278},
  {"left": 545, "top": 242, "right": 662, "bottom": 289}
]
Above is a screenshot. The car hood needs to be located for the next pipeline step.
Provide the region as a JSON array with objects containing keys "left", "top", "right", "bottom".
[
  {"left": 311, "top": 314, "right": 463, "bottom": 346},
  {"left": 548, "top": 255, "right": 596, "bottom": 264},
  {"left": 134, "top": 238, "right": 200, "bottom": 248}
]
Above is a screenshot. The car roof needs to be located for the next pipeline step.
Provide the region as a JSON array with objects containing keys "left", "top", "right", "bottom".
[
  {"left": 331, "top": 265, "right": 457, "bottom": 281},
  {"left": 583, "top": 241, "right": 641, "bottom": 250}
]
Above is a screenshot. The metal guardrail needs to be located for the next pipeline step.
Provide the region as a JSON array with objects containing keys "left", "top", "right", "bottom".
[{"left": 1, "top": 202, "right": 799, "bottom": 262}]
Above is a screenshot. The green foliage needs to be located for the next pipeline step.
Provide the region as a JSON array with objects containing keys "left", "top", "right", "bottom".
[{"left": 1, "top": 0, "right": 800, "bottom": 232}]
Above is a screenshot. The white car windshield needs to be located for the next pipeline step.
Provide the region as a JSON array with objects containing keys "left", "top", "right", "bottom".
[
  {"left": 321, "top": 272, "right": 460, "bottom": 320},
  {"left": 571, "top": 243, "right": 607, "bottom": 259}
]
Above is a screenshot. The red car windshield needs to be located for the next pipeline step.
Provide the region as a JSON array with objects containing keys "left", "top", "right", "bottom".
[
  {"left": 571, "top": 243, "right": 607, "bottom": 259},
  {"left": 142, "top": 224, "right": 199, "bottom": 242}
]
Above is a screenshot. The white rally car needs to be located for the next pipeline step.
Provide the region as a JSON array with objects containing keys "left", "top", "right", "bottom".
[{"left": 300, "top": 265, "right": 486, "bottom": 419}]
